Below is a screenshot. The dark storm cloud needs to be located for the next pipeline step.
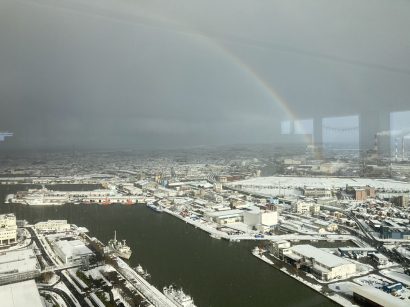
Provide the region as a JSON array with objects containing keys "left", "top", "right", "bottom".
[{"left": 1, "top": 0, "right": 410, "bottom": 149}]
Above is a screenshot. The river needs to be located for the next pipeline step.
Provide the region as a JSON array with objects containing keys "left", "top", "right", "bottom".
[{"left": 0, "top": 184, "right": 337, "bottom": 307}]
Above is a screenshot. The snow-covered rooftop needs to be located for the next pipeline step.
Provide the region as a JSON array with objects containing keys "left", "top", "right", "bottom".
[
  {"left": 0, "top": 248, "right": 39, "bottom": 274},
  {"left": 55, "top": 239, "right": 93, "bottom": 259},
  {"left": 205, "top": 209, "right": 243, "bottom": 218},
  {"left": 351, "top": 284, "right": 408, "bottom": 307},
  {"left": 290, "top": 244, "right": 352, "bottom": 268},
  {"left": 229, "top": 176, "right": 410, "bottom": 192},
  {"left": 0, "top": 280, "right": 43, "bottom": 307}
]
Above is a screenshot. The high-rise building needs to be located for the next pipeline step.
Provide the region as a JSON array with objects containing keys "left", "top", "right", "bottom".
[{"left": 0, "top": 213, "right": 17, "bottom": 245}]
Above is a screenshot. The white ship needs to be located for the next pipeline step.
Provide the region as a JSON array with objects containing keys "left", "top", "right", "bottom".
[
  {"left": 210, "top": 233, "right": 222, "bottom": 240},
  {"left": 163, "top": 285, "right": 196, "bottom": 307},
  {"left": 108, "top": 231, "right": 132, "bottom": 259},
  {"left": 146, "top": 202, "right": 163, "bottom": 212},
  {"left": 12, "top": 186, "right": 69, "bottom": 206}
]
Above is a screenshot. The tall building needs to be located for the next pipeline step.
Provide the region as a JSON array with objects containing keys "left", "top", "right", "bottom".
[
  {"left": 345, "top": 185, "right": 375, "bottom": 201},
  {"left": 0, "top": 213, "right": 17, "bottom": 245}
]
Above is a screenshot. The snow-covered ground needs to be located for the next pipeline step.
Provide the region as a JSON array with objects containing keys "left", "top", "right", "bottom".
[
  {"left": 327, "top": 294, "right": 358, "bottom": 307},
  {"left": 228, "top": 176, "right": 410, "bottom": 195},
  {"left": 252, "top": 248, "right": 274, "bottom": 265},
  {"left": 112, "top": 288, "right": 132, "bottom": 307},
  {"left": 353, "top": 274, "right": 393, "bottom": 288},
  {"left": 380, "top": 268, "right": 410, "bottom": 286},
  {"left": 164, "top": 208, "right": 366, "bottom": 243},
  {"left": 54, "top": 282, "right": 81, "bottom": 307},
  {"left": 353, "top": 274, "right": 410, "bottom": 304},
  {"left": 40, "top": 289, "right": 68, "bottom": 307},
  {"left": 328, "top": 281, "right": 354, "bottom": 295}
]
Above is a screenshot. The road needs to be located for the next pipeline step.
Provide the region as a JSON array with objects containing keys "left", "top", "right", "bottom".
[
  {"left": 114, "top": 257, "right": 178, "bottom": 307},
  {"left": 27, "top": 227, "right": 88, "bottom": 306},
  {"left": 39, "top": 286, "right": 77, "bottom": 307}
]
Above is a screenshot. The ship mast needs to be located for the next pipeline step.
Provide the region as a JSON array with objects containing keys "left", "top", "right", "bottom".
[{"left": 114, "top": 230, "right": 117, "bottom": 242}]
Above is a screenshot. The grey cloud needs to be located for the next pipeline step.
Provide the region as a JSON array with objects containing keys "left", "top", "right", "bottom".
[{"left": 1, "top": 0, "right": 409, "bottom": 150}]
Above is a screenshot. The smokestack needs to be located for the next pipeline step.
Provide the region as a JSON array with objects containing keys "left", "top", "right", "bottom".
[
  {"left": 374, "top": 134, "right": 377, "bottom": 151},
  {"left": 374, "top": 133, "right": 379, "bottom": 159},
  {"left": 395, "top": 137, "right": 398, "bottom": 161},
  {"left": 402, "top": 136, "right": 405, "bottom": 161}
]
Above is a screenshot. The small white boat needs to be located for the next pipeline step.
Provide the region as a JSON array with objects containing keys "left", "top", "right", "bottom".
[
  {"left": 210, "top": 233, "right": 222, "bottom": 240},
  {"left": 135, "top": 264, "right": 144, "bottom": 275},
  {"left": 135, "top": 264, "right": 151, "bottom": 279},
  {"left": 147, "top": 202, "right": 163, "bottom": 212},
  {"left": 163, "top": 285, "right": 196, "bottom": 307}
]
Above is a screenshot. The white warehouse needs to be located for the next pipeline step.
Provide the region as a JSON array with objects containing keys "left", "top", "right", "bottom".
[
  {"left": 284, "top": 244, "right": 356, "bottom": 281},
  {"left": 53, "top": 239, "right": 93, "bottom": 264},
  {"left": 243, "top": 208, "right": 278, "bottom": 231}
]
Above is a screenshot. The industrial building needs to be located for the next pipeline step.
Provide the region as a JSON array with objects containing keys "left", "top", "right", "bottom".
[
  {"left": 243, "top": 208, "right": 278, "bottom": 231},
  {"left": 35, "top": 220, "right": 71, "bottom": 233},
  {"left": 53, "top": 239, "right": 94, "bottom": 264},
  {"left": 0, "top": 249, "right": 40, "bottom": 285},
  {"left": 135, "top": 180, "right": 158, "bottom": 190},
  {"left": 345, "top": 185, "right": 376, "bottom": 201},
  {"left": 205, "top": 209, "right": 244, "bottom": 225},
  {"left": 270, "top": 240, "right": 291, "bottom": 259},
  {"left": 313, "top": 220, "right": 338, "bottom": 232},
  {"left": 338, "top": 247, "right": 377, "bottom": 258},
  {"left": 83, "top": 195, "right": 140, "bottom": 205},
  {"left": 392, "top": 195, "right": 409, "bottom": 208},
  {"left": 352, "top": 284, "right": 408, "bottom": 307},
  {"left": 0, "top": 213, "right": 17, "bottom": 246},
  {"left": 279, "top": 215, "right": 334, "bottom": 234},
  {"left": 205, "top": 207, "right": 278, "bottom": 231},
  {"left": 283, "top": 244, "right": 356, "bottom": 281},
  {"left": 302, "top": 187, "right": 332, "bottom": 198},
  {"left": 295, "top": 202, "right": 320, "bottom": 215},
  {"left": 12, "top": 188, "right": 142, "bottom": 205},
  {"left": 371, "top": 253, "right": 389, "bottom": 265},
  {"left": 379, "top": 225, "right": 410, "bottom": 240}
]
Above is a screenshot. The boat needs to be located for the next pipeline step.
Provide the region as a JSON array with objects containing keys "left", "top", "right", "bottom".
[
  {"left": 210, "top": 233, "right": 221, "bottom": 240},
  {"left": 230, "top": 238, "right": 241, "bottom": 242},
  {"left": 163, "top": 285, "right": 196, "bottom": 307},
  {"left": 147, "top": 202, "right": 163, "bottom": 212},
  {"left": 143, "top": 271, "right": 151, "bottom": 279},
  {"left": 135, "top": 264, "right": 151, "bottom": 279},
  {"left": 135, "top": 264, "right": 144, "bottom": 274},
  {"left": 108, "top": 231, "right": 132, "bottom": 259}
]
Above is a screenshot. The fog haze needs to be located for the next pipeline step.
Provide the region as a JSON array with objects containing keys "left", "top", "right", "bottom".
[{"left": 1, "top": 0, "right": 410, "bottom": 149}]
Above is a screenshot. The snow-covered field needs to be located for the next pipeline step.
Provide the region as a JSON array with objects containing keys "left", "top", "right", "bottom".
[{"left": 228, "top": 176, "right": 410, "bottom": 195}]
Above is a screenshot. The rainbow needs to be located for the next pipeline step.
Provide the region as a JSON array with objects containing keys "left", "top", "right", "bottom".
[{"left": 189, "top": 33, "right": 312, "bottom": 143}]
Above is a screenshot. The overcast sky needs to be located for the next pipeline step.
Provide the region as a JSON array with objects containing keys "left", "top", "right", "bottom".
[{"left": 1, "top": 0, "right": 410, "bottom": 149}]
